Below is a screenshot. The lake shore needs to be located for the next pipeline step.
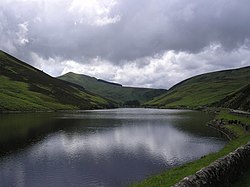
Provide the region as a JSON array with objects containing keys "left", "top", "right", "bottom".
[{"left": 132, "top": 108, "right": 250, "bottom": 187}]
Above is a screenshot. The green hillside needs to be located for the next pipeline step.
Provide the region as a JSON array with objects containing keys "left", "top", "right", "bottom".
[
  {"left": 145, "top": 67, "right": 250, "bottom": 109},
  {"left": 0, "top": 51, "right": 115, "bottom": 111},
  {"left": 215, "top": 83, "right": 250, "bottom": 111},
  {"left": 58, "top": 72, "right": 167, "bottom": 105}
]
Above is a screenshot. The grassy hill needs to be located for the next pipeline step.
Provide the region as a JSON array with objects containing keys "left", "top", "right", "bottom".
[
  {"left": 0, "top": 51, "right": 115, "bottom": 111},
  {"left": 58, "top": 72, "right": 167, "bottom": 105},
  {"left": 215, "top": 83, "right": 250, "bottom": 111},
  {"left": 145, "top": 66, "right": 250, "bottom": 109}
]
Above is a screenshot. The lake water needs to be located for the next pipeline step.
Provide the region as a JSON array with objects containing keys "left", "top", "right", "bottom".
[{"left": 0, "top": 108, "right": 226, "bottom": 186}]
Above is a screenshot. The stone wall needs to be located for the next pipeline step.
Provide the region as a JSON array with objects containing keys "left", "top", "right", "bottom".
[{"left": 173, "top": 141, "right": 250, "bottom": 187}]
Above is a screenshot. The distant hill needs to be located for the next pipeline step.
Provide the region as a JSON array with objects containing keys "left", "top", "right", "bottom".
[
  {"left": 215, "top": 83, "right": 250, "bottom": 111},
  {"left": 0, "top": 51, "right": 115, "bottom": 111},
  {"left": 145, "top": 66, "right": 250, "bottom": 109},
  {"left": 58, "top": 72, "right": 167, "bottom": 105}
]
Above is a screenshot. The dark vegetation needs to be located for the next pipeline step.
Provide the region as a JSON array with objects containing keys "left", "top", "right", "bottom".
[
  {"left": 214, "top": 83, "right": 250, "bottom": 111},
  {"left": 58, "top": 72, "right": 167, "bottom": 106},
  {"left": 97, "top": 79, "right": 122, "bottom": 86},
  {"left": 123, "top": 100, "right": 141, "bottom": 107},
  {"left": 0, "top": 50, "right": 115, "bottom": 111}
]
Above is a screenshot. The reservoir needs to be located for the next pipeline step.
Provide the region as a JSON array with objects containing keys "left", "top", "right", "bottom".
[{"left": 0, "top": 108, "right": 226, "bottom": 186}]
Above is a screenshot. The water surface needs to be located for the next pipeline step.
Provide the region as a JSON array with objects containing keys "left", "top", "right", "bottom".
[{"left": 0, "top": 108, "right": 226, "bottom": 186}]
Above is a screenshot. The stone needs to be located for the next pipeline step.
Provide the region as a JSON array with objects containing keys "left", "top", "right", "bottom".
[{"left": 174, "top": 141, "right": 250, "bottom": 187}]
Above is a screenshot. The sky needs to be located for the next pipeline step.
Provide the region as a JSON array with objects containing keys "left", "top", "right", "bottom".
[{"left": 1, "top": 0, "right": 250, "bottom": 89}]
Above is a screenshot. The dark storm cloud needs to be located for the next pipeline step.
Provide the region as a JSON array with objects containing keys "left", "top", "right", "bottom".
[
  {"left": 1, "top": 0, "right": 250, "bottom": 63},
  {"left": 1, "top": 0, "right": 250, "bottom": 88},
  {"left": 111, "top": 0, "right": 250, "bottom": 61}
]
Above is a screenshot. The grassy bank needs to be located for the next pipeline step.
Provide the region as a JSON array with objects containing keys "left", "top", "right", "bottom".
[{"left": 132, "top": 109, "right": 250, "bottom": 187}]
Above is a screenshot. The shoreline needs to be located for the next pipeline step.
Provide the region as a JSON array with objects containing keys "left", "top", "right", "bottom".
[
  {"left": 174, "top": 140, "right": 250, "bottom": 186},
  {"left": 0, "top": 107, "right": 192, "bottom": 114},
  {"left": 207, "top": 120, "right": 237, "bottom": 141},
  {"left": 173, "top": 112, "right": 250, "bottom": 186},
  {"left": 207, "top": 124, "right": 233, "bottom": 140},
  {"left": 133, "top": 108, "right": 250, "bottom": 187}
]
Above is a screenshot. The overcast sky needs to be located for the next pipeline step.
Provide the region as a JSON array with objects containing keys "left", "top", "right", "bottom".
[{"left": 1, "top": 0, "right": 250, "bottom": 88}]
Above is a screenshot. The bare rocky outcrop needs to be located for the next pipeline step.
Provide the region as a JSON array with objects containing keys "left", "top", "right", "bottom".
[{"left": 173, "top": 141, "right": 250, "bottom": 187}]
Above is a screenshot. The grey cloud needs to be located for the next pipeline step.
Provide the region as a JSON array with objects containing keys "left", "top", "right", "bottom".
[
  {"left": 1, "top": 0, "right": 250, "bottom": 89},
  {"left": 30, "top": 44, "right": 250, "bottom": 89},
  {"left": 1, "top": 0, "right": 250, "bottom": 64}
]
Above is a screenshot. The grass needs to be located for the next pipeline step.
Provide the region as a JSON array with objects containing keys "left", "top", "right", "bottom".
[
  {"left": 58, "top": 72, "right": 167, "bottom": 104},
  {"left": 216, "top": 84, "right": 250, "bottom": 111},
  {"left": 0, "top": 50, "right": 115, "bottom": 111},
  {"left": 0, "top": 76, "right": 75, "bottom": 111},
  {"left": 217, "top": 110, "right": 250, "bottom": 124},
  {"left": 146, "top": 67, "right": 250, "bottom": 109},
  {"left": 132, "top": 110, "right": 250, "bottom": 187}
]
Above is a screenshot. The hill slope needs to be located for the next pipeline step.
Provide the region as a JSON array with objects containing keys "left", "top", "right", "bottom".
[
  {"left": 146, "top": 67, "right": 250, "bottom": 109},
  {"left": 0, "top": 51, "right": 115, "bottom": 111},
  {"left": 215, "top": 83, "right": 250, "bottom": 111},
  {"left": 58, "top": 72, "right": 167, "bottom": 105}
]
